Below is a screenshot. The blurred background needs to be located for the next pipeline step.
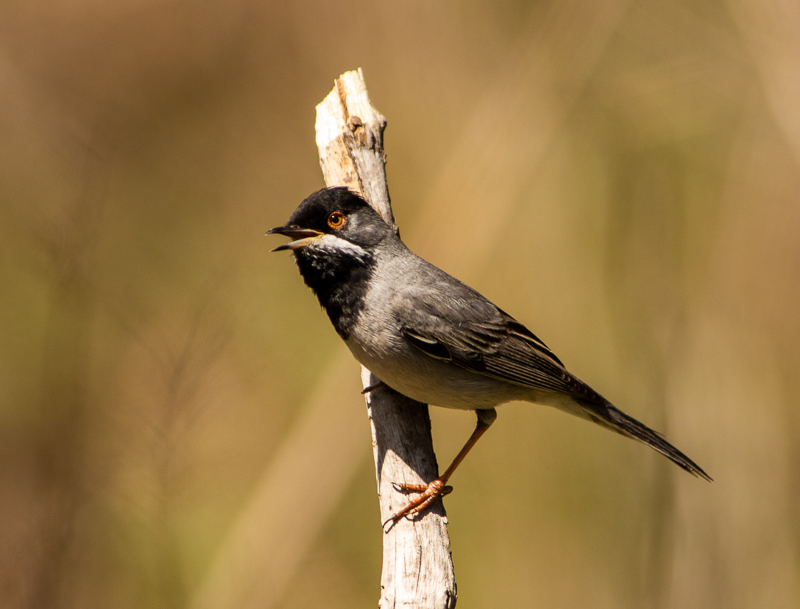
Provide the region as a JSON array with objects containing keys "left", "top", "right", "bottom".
[{"left": 1, "top": 0, "right": 799, "bottom": 607}]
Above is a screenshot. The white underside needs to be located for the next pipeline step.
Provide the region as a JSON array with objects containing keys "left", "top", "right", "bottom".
[{"left": 346, "top": 331, "right": 589, "bottom": 421}]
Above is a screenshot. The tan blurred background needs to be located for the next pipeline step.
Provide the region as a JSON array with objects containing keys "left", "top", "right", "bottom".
[{"left": 1, "top": 1, "right": 799, "bottom": 607}]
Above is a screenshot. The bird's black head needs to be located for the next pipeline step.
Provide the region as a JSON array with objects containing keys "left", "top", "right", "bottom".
[
  {"left": 268, "top": 187, "right": 393, "bottom": 338},
  {"left": 268, "top": 187, "right": 392, "bottom": 253}
]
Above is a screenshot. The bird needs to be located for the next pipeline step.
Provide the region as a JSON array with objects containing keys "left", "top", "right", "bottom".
[{"left": 268, "top": 187, "right": 711, "bottom": 523}]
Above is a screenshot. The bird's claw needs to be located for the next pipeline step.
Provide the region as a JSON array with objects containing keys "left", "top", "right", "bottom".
[{"left": 382, "top": 479, "right": 453, "bottom": 528}]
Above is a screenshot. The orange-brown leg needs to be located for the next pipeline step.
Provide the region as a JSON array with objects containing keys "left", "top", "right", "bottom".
[{"left": 385, "top": 408, "right": 497, "bottom": 525}]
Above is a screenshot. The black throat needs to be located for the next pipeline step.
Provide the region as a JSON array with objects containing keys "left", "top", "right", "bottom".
[{"left": 293, "top": 246, "right": 375, "bottom": 339}]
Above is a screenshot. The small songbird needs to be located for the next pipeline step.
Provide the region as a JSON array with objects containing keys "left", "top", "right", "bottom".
[{"left": 269, "top": 187, "right": 711, "bottom": 522}]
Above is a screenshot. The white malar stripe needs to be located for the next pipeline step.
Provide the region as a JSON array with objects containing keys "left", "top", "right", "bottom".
[{"left": 313, "top": 234, "right": 370, "bottom": 261}]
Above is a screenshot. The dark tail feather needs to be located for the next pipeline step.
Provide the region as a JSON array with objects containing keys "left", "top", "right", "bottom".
[{"left": 577, "top": 399, "right": 713, "bottom": 482}]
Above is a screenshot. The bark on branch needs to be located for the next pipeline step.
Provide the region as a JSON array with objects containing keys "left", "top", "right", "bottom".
[{"left": 315, "top": 69, "right": 457, "bottom": 609}]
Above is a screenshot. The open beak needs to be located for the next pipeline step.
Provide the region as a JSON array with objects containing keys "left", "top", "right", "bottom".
[{"left": 266, "top": 226, "right": 324, "bottom": 252}]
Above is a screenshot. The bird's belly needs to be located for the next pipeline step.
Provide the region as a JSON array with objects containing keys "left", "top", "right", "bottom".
[{"left": 345, "top": 336, "right": 527, "bottom": 411}]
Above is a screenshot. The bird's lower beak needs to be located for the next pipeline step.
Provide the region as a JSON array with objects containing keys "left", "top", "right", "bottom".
[{"left": 266, "top": 226, "right": 324, "bottom": 252}]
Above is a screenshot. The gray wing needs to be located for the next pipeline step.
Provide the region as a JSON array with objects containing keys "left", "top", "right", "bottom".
[
  {"left": 394, "top": 283, "right": 713, "bottom": 481},
  {"left": 395, "top": 289, "right": 605, "bottom": 404}
]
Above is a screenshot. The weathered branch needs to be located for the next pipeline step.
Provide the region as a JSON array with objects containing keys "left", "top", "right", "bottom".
[{"left": 315, "top": 69, "right": 457, "bottom": 609}]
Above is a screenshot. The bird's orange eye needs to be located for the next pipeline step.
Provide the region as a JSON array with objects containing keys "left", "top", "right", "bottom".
[{"left": 327, "top": 212, "right": 346, "bottom": 229}]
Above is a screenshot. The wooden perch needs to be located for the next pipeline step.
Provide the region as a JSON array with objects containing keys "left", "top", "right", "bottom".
[{"left": 315, "top": 69, "right": 457, "bottom": 609}]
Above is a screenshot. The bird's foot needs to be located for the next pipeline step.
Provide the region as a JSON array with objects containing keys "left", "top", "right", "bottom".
[{"left": 382, "top": 479, "right": 453, "bottom": 527}]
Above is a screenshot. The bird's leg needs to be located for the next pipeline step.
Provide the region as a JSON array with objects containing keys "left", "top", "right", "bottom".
[{"left": 384, "top": 408, "right": 497, "bottom": 525}]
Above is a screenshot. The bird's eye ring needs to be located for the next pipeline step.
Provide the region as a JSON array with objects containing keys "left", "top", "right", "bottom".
[{"left": 327, "top": 212, "right": 346, "bottom": 229}]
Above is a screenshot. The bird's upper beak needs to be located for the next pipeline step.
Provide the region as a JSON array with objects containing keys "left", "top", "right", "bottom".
[{"left": 266, "top": 225, "right": 324, "bottom": 252}]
